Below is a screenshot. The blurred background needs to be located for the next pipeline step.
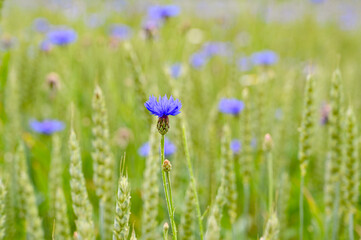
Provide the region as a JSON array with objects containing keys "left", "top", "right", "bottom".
[{"left": 0, "top": 0, "right": 361, "bottom": 239}]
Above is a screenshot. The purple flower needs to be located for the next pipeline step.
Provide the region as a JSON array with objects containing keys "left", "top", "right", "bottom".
[
  {"left": 169, "top": 63, "right": 182, "bottom": 79},
  {"left": 138, "top": 138, "right": 176, "bottom": 157},
  {"left": 251, "top": 50, "right": 278, "bottom": 66},
  {"left": 275, "top": 108, "right": 283, "bottom": 120},
  {"left": 109, "top": 24, "right": 132, "bottom": 40},
  {"left": 85, "top": 13, "right": 105, "bottom": 28},
  {"left": 142, "top": 18, "right": 160, "bottom": 39},
  {"left": 147, "top": 5, "right": 180, "bottom": 22},
  {"left": 30, "top": 119, "right": 65, "bottom": 135},
  {"left": 145, "top": 95, "right": 182, "bottom": 118},
  {"left": 202, "top": 42, "right": 230, "bottom": 57},
  {"left": 230, "top": 139, "right": 241, "bottom": 154},
  {"left": 33, "top": 18, "right": 50, "bottom": 33},
  {"left": 218, "top": 98, "right": 245, "bottom": 115},
  {"left": 238, "top": 57, "right": 252, "bottom": 72},
  {"left": 46, "top": 28, "right": 77, "bottom": 46},
  {"left": 39, "top": 40, "right": 52, "bottom": 52},
  {"left": 190, "top": 52, "right": 208, "bottom": 69}
]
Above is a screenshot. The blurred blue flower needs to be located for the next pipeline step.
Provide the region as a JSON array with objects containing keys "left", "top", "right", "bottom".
[
  {"left": 275, "top": 108, "right": 283, "bottom": 120},
  {"left": 310, "top": 0, "right": 324, "bottom": 3},
  {"left": 190, "top": 52, "right": 208, "bottom": 69},
  {"left": 339, "top": 9, "right": 358, "bottom": 31},
  {"left": 30, "top": 119, "right": 65, "bottom": 135},
  {"left": 138, "top": 138, "right": 176, "bottom": 157},
  {"left": 147, "top": 5, "right": 180, "bottom": 22},
  {"left": 218, "top": 98, "right": 245, "bottom": 115},
  {"left": 145, "top": 95, "right": 182, "bottom": 118},
  {"left": 251, "top": 137, "right": 257, "bottom": 149},
  {"left": 251, "top": 50, "right": 278, "bottom": 66},
  {"left": 142, "top": 18, "right": 160, "bottom": 39},
  {"left": 46, "top": 28, "right": 77, "bottom": 46},
  {"left": 109, "top": 24, "right": 132, "bottom": 40},
  {"left": 85, "top": 13, "right": 105, "bottom": 28},
  {"left": 238, "top": 57, "right": 252, "bottom": 72},
  {"left": 33, "top": 18, "right": 50, "bottom": 33},
  {"left": 169, "top": 63, "right": 182, "bottom": 79},
  {"left": 230, "top": 139, "right": 241, "bottom": 154},
  {"left": 202, "top": 42, "right": 230, "bottom": 57},
  {"left": 39, "top": 40, "right": 52, "bottom": 52}
]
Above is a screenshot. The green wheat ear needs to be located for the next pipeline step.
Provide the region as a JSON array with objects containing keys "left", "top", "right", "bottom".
[
  {"left": 48, "top": 134, "right": 63, "bottom": 217},
  {"left": 205, "top": 215, "right": 220, "bottom": 240},
  {"left": 92, "top": 85, "right": 116, "bottom": 239},
  {"left": 325, "top": 69, "right": 344, "bottom": 216},
  {"left": 113, "top": 176, "right": 131, "bottom": 240},
  {"left": 221, "top": 125, "right": 237, "bottom": 224},
  {"left": 141, "top": 126, "right": 160, "bottom": 240},
  {"left": 0, "top": 178, "right": 7, "bottom": 240},
  {"left": 16, "top": 144, "right": 45, "bottom": 240},
  {"left": 341, "top": 107, "right": 359, "bottom": 215},
  {"left": 298, "top": 74, "right": 315, "bottom": 177},
  {"left": 261, "top": 213, "right": 279, "bottom": 240},
  {"left": 54, "top": 187, "right": 71, "bottom": 240},
  {"left": 69, "top": 129, "right": 95, "bottom": 240},
  {"left": 179, "top": 183, "right": 196, "bottom": 240}
]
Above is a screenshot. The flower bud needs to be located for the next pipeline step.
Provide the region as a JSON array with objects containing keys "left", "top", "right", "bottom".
[
  {"left": 263, "top": 133, "right": 273, "bottom": 152},
  {"left": 46, "top": 72, "right": 61, "bottom": 91},
  {"left": 162, "top": 159, "right": 172, "bottom": 172},
  {"left": 157, "top": 116, "right": 169, "bottom": 135}
]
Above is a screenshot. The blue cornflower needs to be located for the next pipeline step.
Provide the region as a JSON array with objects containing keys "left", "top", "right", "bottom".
[
  {"left": 138, "top": 138, "right": 176, "bottom": 157},
  {"left": 109, "top": 24, "right": 132, "bottom": 40},
  {"left": 33, "top": 18, "right": 51, "bottom": 33},
  {"left": 202, "top": 42, "right": 230, "bottom": 57},
  {"left": 218, "top": 98, "right": 245, "bottom": 115},
  {"left": 85, "top": 13, "right": 105, "bottom": 28},
  {"left": 230, "top": 139, "right": 242, "bottom": 154},
  {"left": 39, "top": 40, "right": 52, "bottom": 52},
  {"left": 145, "top": 95, "right": 182, "bottom": 135},
  {"left": 251, "top": 50, "right": 278, "bottom": 66},
  {"left": 145, "top": 95, "right": 182, "bottom": 118},
  {"left": 238, "top": 57, "right": 252, "bottom": 72},
  {"left": 190, "top": 52, "right": 208, "bottom": 69},
  {"left": 30, "top": 119, "right": 65, "bottom": 135},
  {"left": 46, "top": 28, "right": 77, "bottom": 46},
  {"left": 169, "top": 63, "right": 182, "bottom": 79},
  {"left": 147, "top": 5, "right": 180, "bottom": 22}
]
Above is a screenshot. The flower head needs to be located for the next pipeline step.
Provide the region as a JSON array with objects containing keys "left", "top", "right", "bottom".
[
  {"left": 251, "top": 50, "right": 278, "bottom": 66},
  {"left": 145, "top": 95, "right": 182, "bottom": 118},
  {"left": 109, "top": 24, "right": 132, "bottom": 40},
  {"left": 39, "top": 40, "right": 53, "bottom": 52},
  {"left": 46, "top": 28, "right": 77, "bottom": 46},
  {"left": 190, "top": 52, "right": 208, "bottom": 69},
  {"left": 320, "top": 102, "right": 330, "bottom": 125},
  {"left": 169, "top": 63, "right": 182, "bottom": 79},
  {"left": 30, "top": 119, "right": 65, "bottom": 135},
  {"left": 33, "top": 18, "right": 50, "bottom": 33},
  {"left": 138, "top": 138, "right": 176, "bottom": 157},
  {"left": 238, "top": 57, "right": 252, "bottom": 72},
  {"left": 218, "top": 98, "right": 245, "bottom": 115},
  {"left": 230, "top": 139, "right": 241, "bottom": 154},
  {"left": 147, "top": 5, "right": 180, "bottom": 22}
]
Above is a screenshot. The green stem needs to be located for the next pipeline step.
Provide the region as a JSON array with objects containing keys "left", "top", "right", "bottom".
[
  {"left": 182, "top": 123, "right": 204, "bottom": 240},
  {"left": 243, "top": 182, "right": 250, "bottom": 239},
  {"left": 300, "top": 175, "right": 304, "bottom": 240},
  {"left": 161, "top": 135, "right": 177, "bottom": 240},
  {"left": 331, "top": 183, "right": 340, "bottom": 240},
  {"left": 267, "top": 152, "right": 273, "bottom": 213},
  {"left": 166, "top": 172, "right": 177, "bottom": 237},
  {"left": 349, "top": 213, "right": 354, "bottom": 240}
]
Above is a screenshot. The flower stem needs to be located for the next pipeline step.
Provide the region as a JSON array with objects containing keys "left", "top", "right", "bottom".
[
  {"left": 300, "top": 175, "right": 304, "bottom": 240},
  {"left": 349, "top": 213, "right": 354, "bottom": 240},
  {"left": 267, "top": 151, "right": 273, "bottom": 214},
  {"left": 161, "top": 135, "right": 177, "bottom": 240},
  {"left": 182, "top": 123, "right": 204, "bottom": 240}
]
